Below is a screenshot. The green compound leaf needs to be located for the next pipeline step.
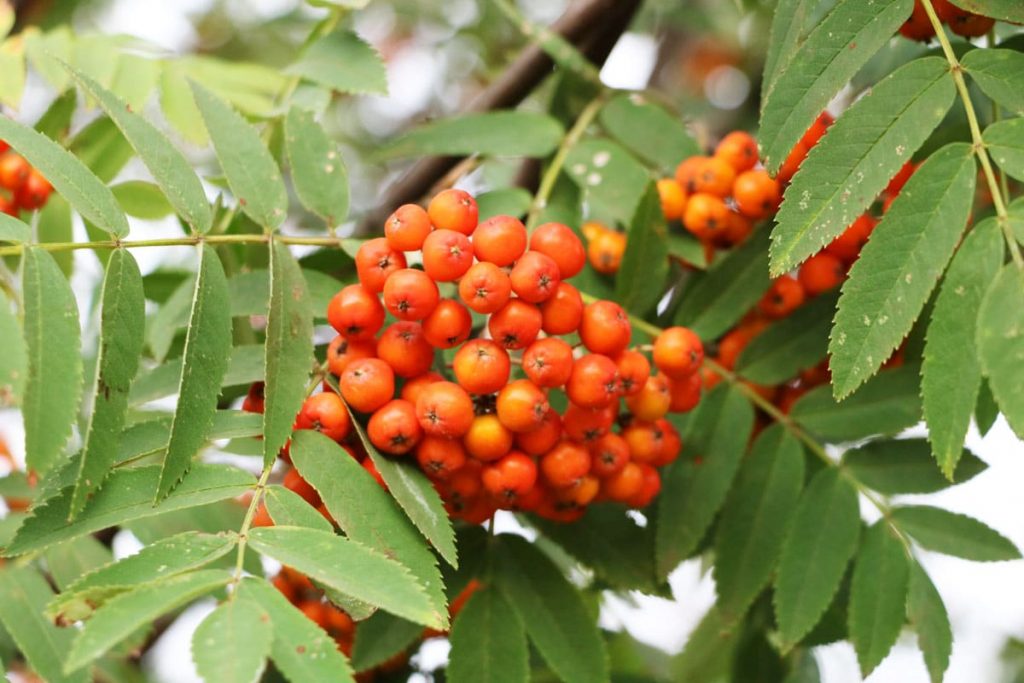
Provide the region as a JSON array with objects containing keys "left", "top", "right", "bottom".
[
  {"left": 829, "top": 143, "right": 976, "bottom": 398},
  {"left": 907, "top": 562, "right": 952, "bottom": 683},
  {"left": 774, "top": 468, "right": 860, "bottom": 650},
  {"left": 714, "top": 425, "right": 805, "bottom": 625},
  {"left": 284, "top": 107, "right": 350, "bottom": 228},
  {"left": 977, "top": 265, "right": 1024, "bottom": 439},
  {"left": 963, "top": 48, "right": 1024, "bottom": 117},
  {"left": 21, "top": 247, "right": 83, "bottom": 475},
  {"left": 448, "top": 587, "right": 529, "bottom": 683},
  {"left": 759, "top": 0, "right": 914, "bottom": 172},
  {"left": 983, "top": 118, "right": 1024, "bottom": 182},
  {"left": 891, "top": 506, "right": 1021, "bottom": 561},
  {"left": 564, "top": 138, "right": 651, "bottom": 226},
  {"left": 71, "top": 250, "right": 146, "bottom": 518},
  {"left": 287, "top": 29, "right": 387, "bottom": 95},
  {"left": 616, "top": 183, "right": 669, "bottom": 315},
  {"left": 843, "top": 439, "right": 986, "bottom": 495},
  {"left": 157, "top": 245, "right": 232, "bottom": 501},
  {"left": 192, "top": 598, "right": 272, "bottom": 683},
  {"left": 599, "top": 93, "right": 699, "bottom": 173},
  {"left": 736, "top": 290, "right": 837, "bottom": 385},
  {"left": 923, "top": 220, "right": 1004, "bottom": 478},
  {"left": 770, "top": 57, "right": 955, "bottom": 275},
  {"left": 383, "top": 111, "right": 564, "bottom": 158},
  {"left": 191, "top": 83, "right": 287, "bottom": 230},
  {"left": 848, "top": 523, "right": 909, "bottom": 676},
  {"left": 0, "top": 115, "right": 129, "bottom": 237}
]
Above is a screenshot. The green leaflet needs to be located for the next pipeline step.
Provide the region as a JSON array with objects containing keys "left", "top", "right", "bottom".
[
  {"left": 829, "top": 143, "right": 976, "bottom": 398},
  {"left": 21, "top": 247, "right": 83, "bottom": 475},
  {"left": 890, "top": 506, "right": 1021, "bottom": 561},
  {"left": 492, "top": 534, "right": 608, "bottom": 683},
  {"left": 351, "top": 612, "right": 424, "bottom": 672},
  {"left": 68, "top": 115, "right": 133, "bottom": 184},
  {"left": 770, "top": 57, "right": 955, "bottom": 275},
  {"left": 736, "top": 290, "right": 837, "bottom": 385},
  {"left": 236, "top": 577, "right": 355, "bottom": 683},
  {"left": 286, "top": 29, "right": 387, "bottom": 95},
  {"left": 0, "top": 213, "right": 29, "bottom": 243},
  {"left": 847, "top": 523, "right": 909, "bottom": 676},
  {"left": 71, "top": 250, "right": 146, "bottom": 518},
  {"left": 977, "top": 265, "right": 1024, "bottom": 439},
  {"left": 33, "top": 88, "right": 76, "bottom": 141},
  {"left": 843, "top": 439, "right": 986, "bottom": 495},
  {"left": 44, "top": 536, "right": 113, "bottom": 590},
  {"left": 761, "top": 0, "right": 817, "bottom": 107},
  {"left": 112, "top": 181, "right": 175, "bottom": 220},
  {"left": 714, "top": 425, "right": 805, "bottom": 625},
  {"left": 598, "top": 93, "right": 699, "bottom": 173},
  {"left": 0, "top": 290, "right": 26, "bottom": 405},
  {"left": 670, "top": 606, "right": 740, "bottom": 682},
  {"left": 448, "top": 587, "right": 529, "bottom": 683},
  {"left": 247, "top": 526, "right": 441, "bottom": 628},
  {"left": 191, "top": 83, "right": 287, "bottom": 230},
  {"left": 759, "top": 0, "right": 914, "bottom": 171},
  {"left": 3, "top": 464, "right": 254, "bottom": 557},
  {"left": 110, "top": 54, "right": 160, "bottom": 111},
  {"left": 157, "top": 245, "right": 232, "bottom": 501},
  {"left": 130, "top": 344, "right": 264, "bottom": 406},
  {"left": 616, "top": 183, "right": 669, "bottom": 315},
  {"left": 949, "top": 0, "right": 1024, "bottom": 22},
  {"left": 907, "top": 562, "right": 952, "bottom": 683},
  {"left": 263, "top": 242, "right": 313, "bottom": 466},
  {"left": 192, "top": 598, "right": 272, "bottom": 683},
  {"left": 790, "top": 366, "right": 921, "bottom": 442},
  {"left": 983, "top": 118, "right": 1024, "bottom": 183},
  {"left": 160, "top": 62, "right": 208, "bottom": 145},
  {"left": 68, "top": 68, "right": 213, "bottom": 233},
  {"left": 0, "top": 107, "right": 128, "bottom": 237},
  {"left": 922, "top": 220, "right": 1004, "bottom": 477},
  {"left": 774, "top": 468, "right": 861, "bottom": 649},
  {"left": 284, "top": 107, "right": 350, "bottom": 227},
  {"left": 229, "top": 269, "right": 340, "bottom": 319},
  {"left": 963, "top": 48, "right": 1024, "bottom": 116},
  {"left": 656, "top": 384, "right": 754, "bottom": 577},
  {"left": 0, "top": 38, "right": 26, "bottom": 108},
  {"left": 263, "top": 485, "right": 332, "bottom": 532},
  {"left": 564, "top": 138, "right": 651, "bottom": 226},
  {"left": 0, "top": 566, "right": 88, "bottom": 683},
  {"left": 383, "top": 111, "right": 564, "bottom": 158},
  {"left": 675, "top": 227, "right": 771, "bottom": 339},
  {"left": 65, "top": 570, "right": 232, "bottom": 673},
  {"left": 477, "top": 188, "right": 532, "bottom": 221},
  {"left": 289, "top": 430, "right": 449, "bottom": 623}
]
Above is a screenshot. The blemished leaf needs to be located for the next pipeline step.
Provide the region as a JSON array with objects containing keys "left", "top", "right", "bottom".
[
  {"left": 923, "top": 220, "right": 1004, "bottom": 477},
  {"left": 157, "top": 245, "right": 232, "bottom": 501},
  {"left": 0, "top": 567, "right": 89, "bottom": 683},
  {"left": 3, "top": 464, "right": 253, "bottom": 556},
  {"left": 448, "top": 587, "right": 529, "bottom": 683},
  {"left": 907, "top": 562, "right": 952, "bottom": 683},
  {"left": 192, "top": 598, "right": 272, "bottom": 683},
  {"left": 599, "top": 93, "right": 699, "bottom": 173},
  {"left": 0, "top": 291, "right": 26, "bottom": 405},
  {"left": 287, "top": 29, "right": 387, "bottom": 95},
  {"left": 616, "top": 183, "right": 669, "bottom": 315},
  {"left": 844, "top": 439, "right": 985, "bottom": 495},
  {"left": 774, "top": 468, "right": 861, "bottom": 649},
  {"left": 848, "top": 523, "right": 909, "bottom": 676},
  {"left": 263, "top": 242, "right": 313, "bottom": 466},
  {"left": 351, "top": 612, "right": 424, "bottom": 672},
  {"left": 890, "top": 506, "right": 1021, "bottom": 561},
  {"left": 49, "top": 531, "right": 236, "bottom": 622},
  {"left": 191, "top": 83, "right": 287, "bottom": 230},
  {"left": 0, "top": 116, "right": 129, "bottom": 237},
  {"left": 761, "top": 0, "right": 817, "bottom": 107},
  {"left": 983, "top": 118, "right": 1024, "bottom": 182},
  {"left": 477, "top": 188, "right": 532, "bottom": 221},
  {"left": 383, "top": 111, "right": 563, "bottom": 159},
  {"left": 656, "top": 384, "right": 755, "bottom": 577},
  {"left": 770, "top": 57, "right": 955, "bottom": 275},
  {"left": 962, "top": 48, "right": 1024, "bottom": 116},
  {"left": 21, "top": 247, "right": 83, "bottom": 475},
  {"left": 236, "top": 577, "right": 356, "bottom": 683},
  {"left": 714, "top": 425, "right": 805, "bottom": 625},
  {"left": 71, "top": 250, "right": 146, "bottom": 518},
  {"left": 949, "top": 0, "right": 1024, "bottom": 22},
  {"left": 263, "top": 485, "right": 332, "bottom": 532},
  {"left": 130, "top": 344, "right": 264, "bottom": 406},
  {"left": 565, "top": 138, "right": 650, "bottom": 226},
  {"left": 44, "top": 536, "right": 113, "bottom": 591},
  {"left": 69, "top": 69, "right": 212, "bottom": 233},
  {"left": 284, "top": 107, "right": 349, "bottom": 227},
  {"left": 829, "top": 143, "right": 976, "bottom": 398},
  {"left": 248, "top": 526, "right": 442, "bottom": 628},
  {"left": 289, "top": 430, "right": 448, "bottom": 623},
  {"left": 977, "top": 265, "right": 1024, "bottom": 439},
  {"left": 65, "top": 569, "right": 232, "bottom": 673},
  {"left": 0, "top": 213, "right": 29, "bottom": 243},
  {"left": 736, "top": 290, "right": 837, "bottom": 385},
  {"left": 493, "top": 534, "right": 608, "bottom": 683},
  {"left": 112, "top": 181, "right": 175, "bottom": 219},
  {"left": 790, "top": 366, "right": 921, "bottom": 442},
  {"left": 675, "top": 226, "right": 771, "bottom": 341},
  {"left": 160, "top": 62, "right": 208, "bottom": 145},
  {"left": 532, "top": 504, "right": 659, "bottom": 593},
  {"left": 759, "top": 0, "right": 914, "bottom": 171}
]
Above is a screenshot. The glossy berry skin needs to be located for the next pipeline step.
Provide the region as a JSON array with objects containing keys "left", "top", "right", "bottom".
[
  {"left": 540, "top": 441, "right": 590, "bottom": 488},
  {"left": 587, "top": 229, "right": 626, "bottom": 275},
  {"left": 339, "top": 358, "right": 395, "bottom": 414},
  {"left": 510, "top": 251, "right": 561, "bottom": 304},
  {"left": 623, "top": 421, "right": 666, "bottom": 465},
  {"left": 496, "top": 379, "right": 550, "bottom": 433},
  {"left": 758, "top": 275, "right": 805, "bottom": 319},
  {"left": 514, "top": 408, "right": 562, "bottom": 455},
  {"left": 714, "top": 131, "right": 759, "bottom": 173},
  {"left": 668, "top": 372, "right": 702, "bottom": 413},
  {"left": 355, "top": 238, "right": 407, "bottom": 293},
  {"left": 522, "top": 337, "right": 575, "bottom": 388},
  {"left": 588, "top": 433, "right": 630, "bottom": 478},
  {"left": 428, "top": 188, "right": 478, "bottom": 235},
  {"left": 385, "top": 204, "right": 432, "bottom": 252},
  {"left": 472, "top": 215, "right": 527, "bottom": 266},
  {"left": 615, "top": 350, "right": 651, "bottom": 396},
  {"left": 376, "top": 322, "right": 434, "bottom": 378},
  {"left": 422, "top": 229, "right": 474, "bottom": 282},
  {"left": 368, "top": 399, "right": 423, "bottom": 455},
  {"left": 422, "top": 298, "right": 472, "bottom": 349},
  {"left": 482, "top": 452, "right": 537, "bottom": 503},
  {"left": 463, "top": 414, "right": 515, "bottom": 462},
  {"left": 683, "top": 193, "right": 731, "bottom": 241},
  {"left": 653, "top": 326, "right": 704, "bottom": 380},
  {"left": 400, "top": 372, "right": 444, "bottom": 405},
  {"left": 15, "top": 170, "right": 52, "bottom": 210},
  {"left": 415, "top": 436, "right": 467, "bottom": 480},
  {"left": 624, "top": 373, "right": 672, "bottom": 422},
  {"left": 566, "top": 353, "right": 620, "bottom": 409},
  {"left": 579, "top": 300, "right": 631, "bottom": 356},
  {"left": 562, "top": 403, "right": 614, "bottom": 443},
  {"left": 415, "top": 381, "right": 475, "bottom": 438},
  {"left": 458, "top": 261, "right": 512, "bottom": 314},
  {"left": 383, "top": 268, "right": 440, "bottom": 321},
  {"left": 688, "top": 156, "right": 736, "bottom": 198},
  {"left": 453, "top": 339, "right": 511, "bottom": 396},
  {"left": 295, "top": 392, "right": 352, "bottom": 442},
  {"left": 733, "top": 170, "right": 781, "bottom": 219},
  {"left": 602, "top": 461, "right": 644, "bottom": 502},
  {"left": 776, "top": 140, "right": 809, "bottom": 185},
  {"left": 327, "top": 284, "right": 385, "bottom": 341},
  {"left": 540, "top": 281, "right": 584, "bottom": 335},
  {"left": 326, "top": 336, "right": 376, "bottom": 377},
  {"left": 529, "top": 222, "right": 586, "bottom": 279},
  {"left": 488, "top": 299, "right": 542, "bottom": 351},
  {"left": 798, "top": 252, "right": 846, "bottom": 295},
  {"left": 656, "top": 178, "right": 687, "bottom": 221},
  {"left": 825, "top": 214, "right": 876, "bottom": 263},
  {"left": 0, "top": 154, "right": 30, "bottom": 191}
]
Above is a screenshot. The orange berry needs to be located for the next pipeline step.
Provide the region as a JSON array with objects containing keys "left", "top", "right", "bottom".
[
  {"left": 885, "top": 161, "right": 918, "bottom": 196},
  {"left": 627, "top": 463, "right": 662, "bottom": 508},
  {"left": 733, "top": 170, "right": 781, "bottom": 219},
  {"left": 667, "top": 371, "right": 702, "bottom": 413},
  {"left": 758, "top": 275, "right": 806, "bottom": 319},
  {"left": 464, "top": 414, "right": 515, "bottom": 462},
  {"left": 400, "top": 372, "right": 444, "bottom": 405},
  {"left": 801, "top": 112, "right": 834, "bottom": 149},
  {"left": 579, "top": 300, "right": 632, "bottom": 357},
  {"left": 0, "top": 154, "right": 29, "bottom": 191},
  {"left": 687, "top": 156, "right": 736, "bottom": 198},
  {"left": 566, "top": 353, "right": 620, "bottom": 409},
  {"left": 422, "top": 298, "right": 472, "bottom": 349},
  {"left": 798, "top": 252, "right": 846, "bottom": 296},
  {"left": 657, "top": 178, "right": 687, "bottom": 221},
  {"left": 624, "top": 373, "right": 671, "bottom": 422},
  {"left": 587, "top": 229, "right": 626, "bottom": 274},
  {"left": 581, "top": 220, "right": 607, "bottom": 242},
  {"left": 825, "top": 214, "right": 877, "bottom": 263},
  {"left": 422, "top": 229, "right": 474, "bottom": 282},
  {"left": 428, "top": 188, "right": 478, "bottom": 235},
  {"left": 540, "top": 281, "right": 584, "bottom": 335},
  {"left": 717, "top": 326, "right": 757, "bottom": 370},
  {"left": 295, "top": 392, "right": 352, "bottom": 442},
  {"left": 947, "top": 8, "right": 993, "bottom": 37},
  {"left": 367, "top": 399, "right": 422, "bottom": 455},
  {"left": 416, "top": 381, "right": 475, "bottom": 438},
  {"left": 714, "top": 131, "right": 759, "bottom": 173},
  {"left": 385, "top": 204, "right": 432, "bottom": 252},
  {"left": 377, "top": 321, "right": 434, "bottom": 378},
  {"left": 615, "top": 349, "right": 651, "bottom": 396},
  {"left": 509, "top": 251, "right": 561, "bottom": 304},
  {"left": 383, "top": 268, "right": 440, "bottom": 321},
  {"left": 327, "top": 336, "right": 376, "bottom": 377},
  {"left": 355, "top": 238, "right": 407, "bottom": 294},
  {"left": 15, "top": 169, "right": 51, "bottom": 210},
  {"left": 529, "top": 222, "right": 586, "bottom": 279},
  {"left": 622, "top": 421, "right": 665, "bottom": 465},
  {"left": 284, "top": 468, "right": 321, "bottom": 507},
  {"left": 589, "top": 433, "right": 630, "bottom": 478},
  {"left": 776, "top": 140, "right": 809, "bottom": 185},
  {"left": 482, "top": 451, "right": 537, "bottom": 504},
  {"left": 472, "top": 215, "right": 527, "bottom": 266},
  {"left": 496, "top": 379, "right": 550, "bottom": 433},
  {"left": 540, "top": 441, "right": 591, "bottom": 488},
  {"left": 522, "top": 337, "right": 575, "bottom": 388},
  {"left": 339, "top": 358, "right": 395, "bottom": 414},
  {"left": 453, "top": 339, "right": 511, "bottom": 395},
  {"left": 327, "top": 284, "right": 385, "bottom": 341},
  {"left": 416, "top": 436, "right": 467, "bottom": 480},
  {"left": 488, "top": 299, "right": 542, "bottom": 351},
  {"left": 562, "top": 402, "right": 614, "bottom": 443},
  {"left": 682, "top": 193, "right": 731, "bottom": 241},
  {"left": 653, "top": 326, "right": 704, "bottom": 379},
  {"left": 554, "top": 474, "right": 600, "bottom": 508},
  {"left": 515, "top": 408, "right": 562, "bottom": 455},
  {"left": 458, "top": 261, "right": 512, "bottom": 314}
]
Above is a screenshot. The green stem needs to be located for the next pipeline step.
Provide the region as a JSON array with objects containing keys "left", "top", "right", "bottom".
[
  {"left": 526, "top": 90, "right": 609, "bottom": 229},
  {"left": 920, "top": 0, "right": 1024, "bottom": 269},
  {"left": 230, "top": 464, "right": 273, "bottom": 593}
]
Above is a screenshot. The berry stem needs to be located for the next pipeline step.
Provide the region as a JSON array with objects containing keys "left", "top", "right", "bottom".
[{"left": 920, "top": 0, "right": 1024, "bottom": 269}]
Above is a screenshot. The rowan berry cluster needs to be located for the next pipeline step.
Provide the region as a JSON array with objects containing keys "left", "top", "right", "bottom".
[
  {"left": 0, "top": 141, "right": 53, "bottom": 215},
  {"left": 901, "top": 0, "right": 994, "bottom": 41}
]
